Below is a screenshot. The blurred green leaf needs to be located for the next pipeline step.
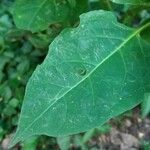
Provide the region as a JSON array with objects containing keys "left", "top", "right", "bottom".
[
  {"left": 3, "top": 105, "right": 17, "bottom": 116},
  {"left": 83, "top": 128, "right": 95, "bottom": 144},
  {"left": 0, "top": 127, "right": 4, "bottom": 141},
  {"left": 0, "top": 14, "right": 12, "bottom": 29},
  {"left": 57, "top": 136, "right": 70, "bottom": 150},
  {"left": 142, "top": 93, "right": 150, "bottom": 117},
  {"left": 12, "top": 0, "right": 71, "bottom": 32},
  {"left": 83, "top": 124, "right": 111, "bottom": 143},
  {"left": 21, "top": 41, "right": 32, "bottom": 54},
  {"left": 9, "top": 98, "right": 19, "bottom": 108},
  {"left": 74, "top": 135, "right": 88, "bottom": 150},
  {"left": 12, "top": 116, "right": 19, "bottom": 126},
  {"left": 13, "top": 0, "right": 89, "bottom": 32},
  {"left": 110, "top": 0, "right": 150, "bottom": 6},
  {"left": 96, "top": 124, "right": 111, "bottom": 134},
  {"left": 67, "top": 0, "right": 76, "bottom": 8},
  {"left": 17, "top": 60, "right": 30, "bottom": 75},
  {"left": 141, "top": 141, "right": 150, "bottom": 150},
  {"left": 22, "top": 136, "right": 38, "bottom": 150},
  {"left": 0, "top": 55, "right": 9, "bottom": 71},
  {"left": 6, "top": 28, "right": 28, "bottom": 41},
  {"left": 28, "top": 33, "right": 51, "bottom": 49},
  {"left": 0, "top": 71, "right": 4, "bottom": 82},
  {"left": 140, "top": 25, "right": 150, "bottom": 43},
  {"left": 0, "top": 84, "right": 12, "bottom": 101}
]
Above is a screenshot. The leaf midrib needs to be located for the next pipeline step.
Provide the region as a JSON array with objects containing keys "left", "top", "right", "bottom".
[{"left": 11, "top": 22, "right": 150, "bottom": 145}]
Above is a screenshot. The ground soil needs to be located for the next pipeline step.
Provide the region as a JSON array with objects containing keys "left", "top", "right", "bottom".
[{"left": 86, "top": 108, "right": 150, "bottom": 150}]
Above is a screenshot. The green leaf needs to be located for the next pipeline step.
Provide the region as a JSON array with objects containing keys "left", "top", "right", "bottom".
[
  {"left": 82, "top": 128, "right": 96, "bottom": 143},
  {"left": 142, "top": 141, "right": 150, "bottom": 150},
  {"left": 57, "top": 136, "right": 70, "bottom": 150},
  {"left": 3, "top": 105, "right": 17, "bottom": 116},
  {"left": 83, "top": 124, "right": 111, "bottom": 143},
  {"left": 110, "top": 0, "right": 150, "bottom": 6},
  {"left": 28, "top": 33, "right": 51, "bottom": 49},
  {"left": 22, "top": 136, "right": 38, "bottom": 150},
  {"left": 67, "top": 0, "right": 76, "bottom": 8},
  {"left": 12, "top": 0, "right": 88, "bottom": 32},
  {"left": 9, "top": 10, "right": 150, "bottom": 147},
  {"left": 12, "top": 0, "right": 71, "bottom": 32},
  {"left": 74, "top": 135, "right": 87, "bottom": 150},
  {"left": 17, "top": 60, "right": 30, "bottom": 75},
  {"left": 0, "top": 84, "right": 12, "bottom": 101},
  {"left": 142, "top": 93, "right": 150, "bottom": 117},
  {"left": 9, "top": 98, "right": 19, "bottom": 108},
  {"left": 140, "top": 25, "right": 150, "bottom": 43}
]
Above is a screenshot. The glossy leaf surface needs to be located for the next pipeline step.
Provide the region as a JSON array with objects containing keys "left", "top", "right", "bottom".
[{"left": 10, "top": 10, "right": 150, "bottom": 147}]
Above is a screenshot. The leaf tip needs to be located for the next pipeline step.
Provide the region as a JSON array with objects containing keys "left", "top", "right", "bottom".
[{"left": 8, "top": 132, "right": 21, "bottom": 149}]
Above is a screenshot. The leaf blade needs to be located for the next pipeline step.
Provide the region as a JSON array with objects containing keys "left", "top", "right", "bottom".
[
  {"left": 10, "top": 10, "right": 150, "bottom": 147},
  {"left": 12, "top": 0, "right": 88, "bottom": 32},
  {"left": 142, "top": 93, "right": 150, "bottom": 117},
  {"left": 110, "top": 0, "right": 150, "bottom": 6},
  {"left": 12, "top": 0, "right": 70, "bottom": 32}
]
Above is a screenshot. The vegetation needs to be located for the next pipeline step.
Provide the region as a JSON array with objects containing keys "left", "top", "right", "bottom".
[{"left": 0, "top": 0, "right": 150, "bottom": 149}]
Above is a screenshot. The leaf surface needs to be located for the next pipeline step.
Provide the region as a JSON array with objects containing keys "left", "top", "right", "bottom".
[
  {"left": 12, "top": 0, "right": 88, "bottom": 32},
  {"left": 10, "top": 10, "right": 150, "bottom": 147},
  {"left": 110, "top": 0, "right": 150, "bottom": 5},
  {"left": 142, "top": 93, "right": 150, "bottom": 117}
]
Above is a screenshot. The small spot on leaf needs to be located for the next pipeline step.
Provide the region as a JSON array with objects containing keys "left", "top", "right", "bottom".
[{"left": 77, "top": 68, "right": 87, "bottom": 76}]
